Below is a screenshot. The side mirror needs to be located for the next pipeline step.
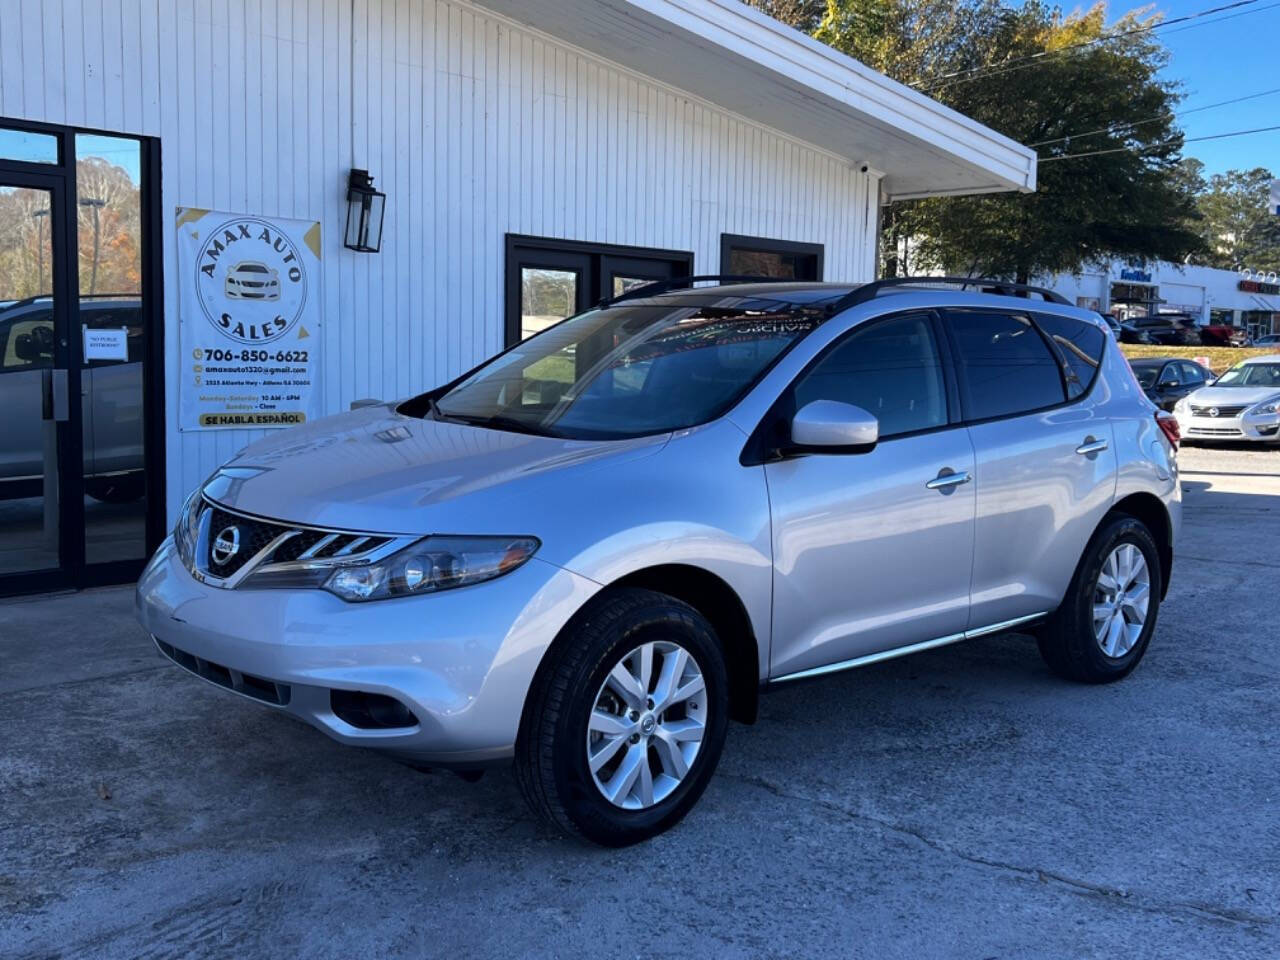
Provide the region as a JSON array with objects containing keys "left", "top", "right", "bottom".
[
  {"left": 788, "top": 400, "right": 879, "bottom": 454},
  {"left": 1160, "top": 378, "right": 1179, "bottom": 389}
]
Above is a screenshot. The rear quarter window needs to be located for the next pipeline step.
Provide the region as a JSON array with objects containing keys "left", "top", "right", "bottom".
[
  {"left": 945, "top": 310, "right": 1066, "bottom": 421},
  {"left": 1033, "top": 312, "right": 1106, "bottom": 398}
]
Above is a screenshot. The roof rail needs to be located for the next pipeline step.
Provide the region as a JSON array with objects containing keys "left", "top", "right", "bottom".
[
  {"left": 597, "top": 274, "right": 806, "bottom": 308},
  {"left": 826, "top": 276, "right": 1072, "bottom": 314}
]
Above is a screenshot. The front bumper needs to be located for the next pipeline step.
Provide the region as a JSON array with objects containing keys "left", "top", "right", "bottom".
[
  {"left": 1175, "top": 410, "right": 1280, "bottom": 442},
  {"left": 136, "top": 537, "right": 598, "bottom": 765}
]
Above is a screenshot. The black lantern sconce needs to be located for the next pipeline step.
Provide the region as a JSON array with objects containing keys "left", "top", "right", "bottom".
[{"left": 344, "top": 169, "right": 386, "bottom": 253}]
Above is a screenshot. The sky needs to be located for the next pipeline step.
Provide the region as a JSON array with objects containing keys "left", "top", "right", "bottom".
[{"left": 1139, "top": 0, "right": 1279, "bottom": 176}]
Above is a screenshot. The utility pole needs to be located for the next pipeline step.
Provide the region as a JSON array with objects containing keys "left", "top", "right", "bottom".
[
  {"left": 79, "top": 196, "right": 105, "bottom": 295},
  {"left": 32, "top": 208, "right": 50, "bottom": 294}
]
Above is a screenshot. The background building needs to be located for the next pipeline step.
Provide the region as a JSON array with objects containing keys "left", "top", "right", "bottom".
[
  {"left": 0, "top": 0, "right": 1034, "bottom": 595},
  {"left": 1044, "top": 260, "right": 1280, "bottom": 338}
]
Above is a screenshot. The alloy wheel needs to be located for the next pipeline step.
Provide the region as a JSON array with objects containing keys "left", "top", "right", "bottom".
[
  {"left": 586, "top": 641, "right": 707, "bottom": 810},
  {"left": 1093, "top": 543, "right": 1150, "bottom": 658}
]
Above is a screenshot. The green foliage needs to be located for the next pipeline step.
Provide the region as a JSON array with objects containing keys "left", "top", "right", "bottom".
[
  {"left": 1118, "top": 343, "right": 1275, "bottom": 374},
  {"left": 1189, "top": 167, "right": 1280, "bottom": 274},
  {"left": 809, "top": 0, "right": 1206, "bottom": 281}
]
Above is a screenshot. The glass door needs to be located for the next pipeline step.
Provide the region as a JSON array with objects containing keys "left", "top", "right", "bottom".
[
  {"left": 0, "top": 172, "right": 69, "bottom": 579},
  {"left": 0, "top": 121, "right": 160, "bottom": 596}
]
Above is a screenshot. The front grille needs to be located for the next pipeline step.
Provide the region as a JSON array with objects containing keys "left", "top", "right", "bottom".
[
  {"left": 154, "top": 637, "right": 291, "bottom": 706},
  {"left": 1187, "top": 426, "right": 1243, "bottom": 436},
  {"left": 1189, "top": 404, "right": 1247, "bottom": 417},
  {"left": 204, "top": 505, "right": 291, "bottom": 577},
  {"left": 191, "top": 497, "right": 401, "bottom": 586}
]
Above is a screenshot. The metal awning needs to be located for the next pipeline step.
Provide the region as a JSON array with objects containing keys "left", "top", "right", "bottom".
[{"left": 470, "top": 0, "right": 1037, "bottom": 201}]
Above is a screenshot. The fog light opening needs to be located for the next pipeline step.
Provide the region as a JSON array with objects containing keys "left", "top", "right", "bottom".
[{"left": 330, "top": 689, "right": 419, "bottom": 729}]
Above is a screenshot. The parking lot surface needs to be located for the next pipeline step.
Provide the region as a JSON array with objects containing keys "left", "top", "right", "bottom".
[{"left": 2, "top": 444, "right": 1278, "bottom": 958}]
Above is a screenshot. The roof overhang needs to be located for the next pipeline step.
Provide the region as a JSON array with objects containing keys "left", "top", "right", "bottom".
[{"left": 468, "top": 0, "right": 1037, "bottom": 201}]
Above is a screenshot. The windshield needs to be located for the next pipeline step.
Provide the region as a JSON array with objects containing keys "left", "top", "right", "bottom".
[
  {"left": 1132, "top": 366, "right": 1159, "bottom": 389},
  {"left": 1214, "top": 362, "right": 1280, "bottom": 388},
  {"left": 420, "top": 301, "right": 824, "bottom": 439}
]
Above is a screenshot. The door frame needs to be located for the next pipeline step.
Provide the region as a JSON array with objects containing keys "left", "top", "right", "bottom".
[
  {"left": 504, "top": 234, "right": 694, "bottom": 347},
  {"left": 0, "top": 116, "right": 166, "bottom": 596}
]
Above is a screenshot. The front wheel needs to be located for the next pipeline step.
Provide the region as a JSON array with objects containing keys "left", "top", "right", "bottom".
[
  {"left": 515, "top": 588, "right": 729, "bottom": 846},
  {"left": 1038, "top": 514, "right": 1163, "bottom": 683}
]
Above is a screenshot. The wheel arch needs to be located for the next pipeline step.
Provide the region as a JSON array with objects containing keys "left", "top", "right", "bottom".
[
  {"left": 519, "top": 564, "right": 762, "bottom": 738},
  {"left": 1107, "top": 492, "right": 1174, "bottom": 598}
]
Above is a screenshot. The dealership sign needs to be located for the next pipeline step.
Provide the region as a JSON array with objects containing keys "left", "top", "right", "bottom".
[
  {"left": 176, "top": 208, "right": 322, "bottom": 430},
  {"left": 1239, "top": 278, "right": 1280, "bottom": 296}
]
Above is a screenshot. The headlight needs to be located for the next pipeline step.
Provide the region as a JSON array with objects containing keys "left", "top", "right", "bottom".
[
  {"left": 174, "top": 490, "right": 203, "bottom": 568},
  {"left": 1173, "top": 397, "right": 1188, "bottom": 412},
  {"left": 1249, "top": 397, "right": 1280, "bottom": 416},
  {"left": 317, "top": 535, "right": 539, "bottom": 602}
]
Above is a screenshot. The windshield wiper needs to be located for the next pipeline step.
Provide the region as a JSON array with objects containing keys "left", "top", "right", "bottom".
[{"left": 437, "top": 411, "right": 559, "bottom": 437}]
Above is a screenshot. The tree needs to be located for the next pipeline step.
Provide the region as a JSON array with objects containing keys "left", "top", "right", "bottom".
[
  {"left": 810, "top": 0, "right": 1206, "bottom": 281},
  {"left": 1190, "top": 167, "right": 1280, "bottom": 274},
  {"left": 743, "top": 0, "right": 827, "bottom": 32}
]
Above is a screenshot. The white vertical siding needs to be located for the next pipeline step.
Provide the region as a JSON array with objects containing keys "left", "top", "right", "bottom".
[{"left": 0, "top": 0, "right": 880, "bottom": 520}]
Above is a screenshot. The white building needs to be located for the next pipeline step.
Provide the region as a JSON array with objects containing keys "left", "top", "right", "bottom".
[
  {"left": 1044, "top": 261, "right": 1280, "bottom": 338},
  {"left": 0, "top": 0, "right": 1034, "bottom": 594}
]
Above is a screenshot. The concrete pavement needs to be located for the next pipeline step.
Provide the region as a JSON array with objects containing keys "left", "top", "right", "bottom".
[{"left": 1, "top": 444, "right": 1277, "bottom": 958}]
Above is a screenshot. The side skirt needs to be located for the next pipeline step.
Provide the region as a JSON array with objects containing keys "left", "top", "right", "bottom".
[{"left": 768, "top": 612, "right": 1049, "bottom": 685}]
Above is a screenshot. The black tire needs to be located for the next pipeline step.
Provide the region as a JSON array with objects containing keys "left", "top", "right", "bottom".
[
  {"left": 515, "top": 587, "right": 729, "bottom": 846},
  {"left": 1038, "top": 513, "right": 1163, "bottom": 684}
]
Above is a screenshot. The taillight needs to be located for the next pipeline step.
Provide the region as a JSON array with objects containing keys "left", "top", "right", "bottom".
[{"left": 1156, "top": 411, "right": 1180, "bottom": 451}]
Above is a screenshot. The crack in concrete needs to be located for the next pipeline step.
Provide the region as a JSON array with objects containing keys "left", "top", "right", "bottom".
[
  {"left": 0, "top": 664, "right": 169, "bottom": 698},
  {"left": 721, "top": 771, "right": 1275, "bottom": 928}
]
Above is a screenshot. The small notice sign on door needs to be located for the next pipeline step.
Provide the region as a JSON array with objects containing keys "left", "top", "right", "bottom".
[{"left": 83, "top": 326, "right": 129, "bottom": 361}]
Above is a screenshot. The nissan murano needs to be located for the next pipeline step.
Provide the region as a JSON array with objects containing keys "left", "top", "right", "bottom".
[{"left": 137, "top": 278, "right": 1180, "bottom": 845}]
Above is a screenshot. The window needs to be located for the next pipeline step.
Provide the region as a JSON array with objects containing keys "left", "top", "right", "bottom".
[
  {"left": 425, "top": 298, "right": 824, "bottom": 439},
  {"left": 0, "top": 309, "right": 55, "bottom": 371},
  {"left": 946, "top": 310, "right": 1065, "bottom": 420},
  {"left": 0, "top": 127, "right": 58, "bottom": 164},
  {"left": 1034, "top": 312, "right": 1105, "bottom": 398},
  {"left": 1179, "top": 361, "right": 1206, "bottom": 386},
  {"left": 793, "top": 313, "right": 947, "bottom": 438},
  {"left": 505, "top": 235, "right": 693, "bottom": 346},
  {"left": 720, "top": 234, "right": 822, "bottom": 281}
]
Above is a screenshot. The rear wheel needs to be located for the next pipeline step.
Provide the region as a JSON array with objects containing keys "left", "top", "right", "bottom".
[
  {"left": 515, "top": 588, "right": 729, "bottom": 846},
  {"left": 1038, "top": 514, "right": 1162, "bottom": 683}
]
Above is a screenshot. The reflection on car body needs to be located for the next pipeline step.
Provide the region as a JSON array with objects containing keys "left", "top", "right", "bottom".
[{"left": 0, "top": 295, "right": 145, "bottom": 502}]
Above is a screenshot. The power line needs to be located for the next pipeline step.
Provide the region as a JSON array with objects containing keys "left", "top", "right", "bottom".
[
  {"left": 915, "top": 0, "right": 1267, "bottom": 92},
  {"left": 1029, "top": 85, "right": 1280, "bottom": 148},
  {"left": 1039, "top": 123, "right": 1280, "bottom": 162}
]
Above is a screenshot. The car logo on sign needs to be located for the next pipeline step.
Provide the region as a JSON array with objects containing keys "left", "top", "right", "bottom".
[{"left": 211, "top": 526, "right": 241, "bottom": 565}]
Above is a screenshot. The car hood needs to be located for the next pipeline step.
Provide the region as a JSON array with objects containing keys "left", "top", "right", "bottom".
[
  {"left": 201, "top": 402, "right": 669, "bottom": 532},
  {"left": 1183, "top": 385, "right": 1280, "bottom": 407}
]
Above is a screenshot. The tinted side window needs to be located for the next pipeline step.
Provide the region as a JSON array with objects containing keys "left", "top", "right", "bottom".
[
  {"left": 946, "top": 310, "right": 1065, "bottom": 420},
  {"left": 1034, "top": 312, "right": 1105, "bottom": 398},
  {"left": 793, "top": 312, "right": 947, "bottom": 439},
  {"left": 1179, "top": 361, "right": 1205, "bottom": 385}
]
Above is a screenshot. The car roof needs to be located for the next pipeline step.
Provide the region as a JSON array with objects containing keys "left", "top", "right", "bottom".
[
  {"left": 1239, "top": 353, "right": 1280, "bottom": 364},
  {"left": 1128, "top": 357, "right": 1178, "bottom": 367}
]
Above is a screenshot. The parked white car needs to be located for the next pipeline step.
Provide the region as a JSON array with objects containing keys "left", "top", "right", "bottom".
[{"left": 1173, "top": 355, "right": 1280, "bottom": 443}]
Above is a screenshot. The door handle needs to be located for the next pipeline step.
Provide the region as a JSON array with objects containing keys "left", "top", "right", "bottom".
[
  {"left": 1075, "top": 436, "right": 1108, "bottom": 456},
  {"left": 925, "top": 469, "right": 971, "bottom": 491}
]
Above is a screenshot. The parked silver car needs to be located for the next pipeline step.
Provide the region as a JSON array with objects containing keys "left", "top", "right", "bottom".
[
  {"left": 1173, "top": 355, "right": 1280, "bottom": 443},
  {"left": 0, "top": 296, "right": 145, "bottom": 502},
  {"left": 137, "top": 279, "right": 1180, "bottom": 845}
]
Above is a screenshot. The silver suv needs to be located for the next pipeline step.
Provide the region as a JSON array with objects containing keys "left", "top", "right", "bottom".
[{"left": 137, "top": 278, "right": 1180, "bottom": 846}]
